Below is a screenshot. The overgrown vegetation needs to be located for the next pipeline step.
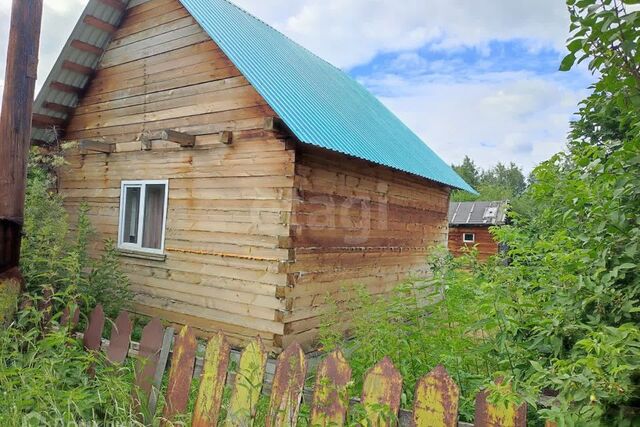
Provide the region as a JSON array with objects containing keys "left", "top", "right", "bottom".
[
  {"left": 21, "top": 148, "right": 132, "bottom": 319},
  {"left": 321, "top": 0, "right": 640, "bottom": 425},
  {"left": 451, "top": 157, "right": 528, "bottom": 203}
]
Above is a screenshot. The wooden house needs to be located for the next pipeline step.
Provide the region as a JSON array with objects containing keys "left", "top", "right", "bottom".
[
  {"left": 32, "top": 0, "right": 473, "bottom": 352},
  {"left": 448, "top": 201, "right": 508, "bottom": 260}
]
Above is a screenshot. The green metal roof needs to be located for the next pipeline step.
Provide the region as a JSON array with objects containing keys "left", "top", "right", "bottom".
[{"left": 180, "top": 0, "right": 475, "bottom": 192}]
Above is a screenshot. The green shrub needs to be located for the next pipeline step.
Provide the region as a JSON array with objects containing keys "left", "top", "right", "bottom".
[{"left": 0, "top": 293, "right": 142, "bottom": 425}]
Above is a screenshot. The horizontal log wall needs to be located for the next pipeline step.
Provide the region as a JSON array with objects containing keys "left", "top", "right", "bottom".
[
  {"left": 58, "top": 0, "right": 293, "bottom": 351},
  {"left": 448, "top": 226, "right": 499, "bottom": 260},
  {"left": 286, "top": 145, "right": 451, "bottom": 349}
]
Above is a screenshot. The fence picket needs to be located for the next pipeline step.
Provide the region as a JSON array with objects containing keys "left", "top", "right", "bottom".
[
  {"left": 309, "top": 349, "right": 352, "bottom": 427},
  {"left": 192, "top": 332, "right": 231, "bottom": 427},
  {"left": 106, "top": 311, "right": 132, "bottom": 364},
  {"left": 266, "top": 342, "right": 307, "bottom": 427},
  {"left": 361, "top": 356, "right": 403, "bottom": 427},
  {"left": 133, "top": 317, "right": 164, "bottom": 415},
  {"left": 474, "top": 381, "right": 527, "bottom": 427},
  {"left": 83, "top": 304, "right": 105, "bottom": 352},
  {"left": 60, "top": 303, "right": 80, "bottom": 332},
  {"left": 39, "top": 287, "right": 53, "bottom": 329},
  {"left": 413, "top": 365, "right": 459, "bottom": 427},
  {"left": 224, "top": 336, "right": 267, "bottom": 427},
  {"left": 162, "top": 326, "right": 197, "bottom": 423}
]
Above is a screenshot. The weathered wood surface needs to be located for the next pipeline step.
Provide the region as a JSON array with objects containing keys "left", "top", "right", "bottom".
[
  {"left": 266, "top": 342, "right": 307, "bottom": 427},
  {"left": 162, "top": 326, "right": 197, "bottom": 423},
  {"left": 133, "top": 317, "right": 164, "bottom": 409},
  {"left": 413, "top": 365, "right": 460, "bottom": 427},
  {"left": 83, "top": 304, "right": 105, "bottom": 351},
  {"left": 310, "top": 349, "right": 352, "bottom": 427},
  {"left": 361, "top": 356, "right": 403, "bottom": 427},
  {"left": 106, "top": 310, "right": 133, "bottom": 363},
  {"left": 192, "top": 332, "right": 230, "bottom": 427},
  {"left": 448, "top": 226, "right": 500, "bottom": 261}
]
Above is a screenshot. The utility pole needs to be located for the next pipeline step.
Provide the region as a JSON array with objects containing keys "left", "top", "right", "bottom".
[{"left": 0, "top": 0, "right": 44, "bottom": 320}]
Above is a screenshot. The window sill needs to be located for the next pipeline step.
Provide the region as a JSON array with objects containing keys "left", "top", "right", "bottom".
[{"left": 117, "top": 249, "right": 167, "bottom": 262}]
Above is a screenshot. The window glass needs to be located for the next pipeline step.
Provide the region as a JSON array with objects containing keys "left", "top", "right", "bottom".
[
  {"left": 123, "top": 187, "right": 141, "bottom": 244},
  {"left": 142, "top": 184, "right": 166, "bottom": 250},
  {"left": 463, "top": 233, "right": 475, "bottom": 243}
]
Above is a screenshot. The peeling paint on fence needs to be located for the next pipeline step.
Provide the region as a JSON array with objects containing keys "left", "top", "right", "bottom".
[
  {"left": 83, "top": 304, "right": 104, "bottom": 352},
  {"left": 133, "top": 317, "right": 164, "bottom": 413},
  {"left": 361, "top": 356, "right": 403, "bottom": 427},
  {"left": 267, "top": 342, "right": 307, "bottom": 427},
  {"left": 224, "top": 336, "right": 267, "bottom": 427},
  {"left": 474, "top": 385, "right": 527, "bottom": 427},
  {"left": 310, "top": 349, "right": 352, "bottom": 427},
  {"left": 163, "top": 326, "right": 197, "bottom": 423},
  {"left": 412, "top": 365, "right": 459, "bottom": 427},
  {"left": 106, "top": 310, "right": 132, "bottom": 364},
  {"left": 193, "top": 332, "right": 231, "bottom": 427}
]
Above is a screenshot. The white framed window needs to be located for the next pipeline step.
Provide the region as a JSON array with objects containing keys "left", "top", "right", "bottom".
[
  {"left": 463, "top": 233, "right": 475, "bottom": 243},
  {"left": 118, "top": 180, "right": 169, "bottom": 255}
]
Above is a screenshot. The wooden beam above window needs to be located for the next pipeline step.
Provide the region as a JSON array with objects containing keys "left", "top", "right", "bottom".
[
  {"left": 155, "top": 129, "right": 196, "bottom": 147},
  {"left": 264, "top": 117, "right": 287, "bottom": 133},
  {"left": 32, "top": 114, "right": 65, "bottom": 128},
  {"left": 79, "top": 140, "right": 114, "bottom": 153},
  {"left": 62, "top": 60, "right": 93, "bottom": 76},
  {"left": 50, "top": 81, "right": 83, "bottom": 95},
  {"left": 70, "top": 40, "right": 104, "bottom": 56},
  {"left": 83, "top": 15, "right": 118, "bottom": 33}
]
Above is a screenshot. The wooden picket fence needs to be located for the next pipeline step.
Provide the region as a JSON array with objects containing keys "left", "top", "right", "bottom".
[{"left": 55, "top": 301, "right": 529, "bottom": 427}]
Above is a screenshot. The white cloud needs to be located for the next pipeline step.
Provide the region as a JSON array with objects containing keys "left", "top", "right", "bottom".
[
  {"left": 233, "top": 0, "right": 570, "bottom": 69},
  {"left": 362, "top": 71, "right": 588, "bottom": 171}
]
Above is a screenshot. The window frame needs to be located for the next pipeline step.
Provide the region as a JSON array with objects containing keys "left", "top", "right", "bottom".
[
  {"left": 463, "top": 232, "right": 475, "bottom": 243},
  {"left": 118, "top": 179, "right": 169, "bottom": 255}
]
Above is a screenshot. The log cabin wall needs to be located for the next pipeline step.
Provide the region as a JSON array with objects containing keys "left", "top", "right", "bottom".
[
  {"left": 284, "top": 145, "right": 451, "bottom": 349},
  {"left": 58, "top": 0, "right": 295, "bottom": 351},
  {"left": 448, "top": 225, "right": 498, "bottom": 260}
]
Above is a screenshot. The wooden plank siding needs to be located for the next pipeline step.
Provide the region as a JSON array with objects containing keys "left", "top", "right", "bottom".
[
  {"left": 284, "top": 145, "right": 451, "bottom": 349},
  {"left": 57, "top": 0, "right": 453, "bottom": 352},
  {"left": 58, "top": 0, "right": 293, "bottom": 351},
  {"left": 448, "top": 226, "right": 499, "bottom": 261}
]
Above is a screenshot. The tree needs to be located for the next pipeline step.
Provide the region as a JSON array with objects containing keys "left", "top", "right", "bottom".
[
  {"left": 451, "top": 159, "right": 527, "bottom": 202},
  {"left": 452, "top": 156, "right": 480, "bottom": 189}
]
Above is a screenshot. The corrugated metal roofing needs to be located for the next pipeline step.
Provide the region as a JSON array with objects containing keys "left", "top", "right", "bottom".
[
  {"left": 32, "top": 0, "right": 128, "bottom": 144},
  {"left": 448, "top": 201, "right": 509, "bottom": 226},
  {"left": 179, "top": 0, "right": 475, "bottom": 192}
]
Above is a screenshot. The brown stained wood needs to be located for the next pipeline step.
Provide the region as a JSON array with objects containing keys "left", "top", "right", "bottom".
[
  {"left": 99, "top": 0, "right": 126, "bottom": 10},
  {"left": 192, "top": 332, "right": 230, "bottom": 427},
  {"left": 474, "top": 382, "right": 527, "bottom": 427},
  {"left": 220, "top": 130, "right": 233, "bottom": 145},
  {"left": 156, "top": 129, "right": 195, "bottom": 147},
  {"left": 83, "top": 304, "right": 105, "bottom": 351},
  {"left": 62, "top": 60, "right": 94, "bottom": 75},
  {"left": 79, "top": 140, "right": 114, "bottom": 153},
  {"left": 106, "top": 310, "right": 133, "bottom": 364},
  {"left": 60, "top": 303, "right": 80, "bottom": 331},
  {"left": 31, "top": 113, "right": 64, "bottom": 128},
  {"left": 361, "top": 356, "right": 403, "bottom": 427},
  {"left": 43, "top": 102, "right": 74, "bottom": 114},
  {"left": 0, "top": 0, "right": 43, "bottom": 274},
  {"left": 70, "top": 40, "right": 104, "bottom": 55},
  {"left": 133, "top": 317, "right": 164, "bottom": 410},
  {"left": 162, "top": 326, "right": 197, "bottom": 423},
  {"left": 412, "top": 365, "right": 459, "bottom": 427},
  {"left": 310, "top": 350, "right": 352, "bottom": 427},
  {"left": 83, "top": 15, "right": 118, "bottom": 33},
  {"left": 50, "top": 81, "right": 83, "bottom": 95},
  {"left": 266, "top": 342, "right": 307, "bottom": 427}
]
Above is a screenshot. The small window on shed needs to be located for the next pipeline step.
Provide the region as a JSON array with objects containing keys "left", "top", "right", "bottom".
[
  {"left": 118, "top": 180, "right": 168, "bottom": 254},
  {"left": 463, "top": 233, "right": 475, "bottom": 243}
]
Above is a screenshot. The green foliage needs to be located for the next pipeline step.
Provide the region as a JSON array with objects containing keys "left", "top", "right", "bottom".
[
  {"left": 451, "top": 159, "right": 527, "bottom": 202},
  {"left": 21, "top": 149, "right": 132, "bottom": 319},
  {"left": 0, "top": 293, "right": 142, "bottom": 425},
  {"left": 319, "top": 250, "right": 505, "bottom": 422}
]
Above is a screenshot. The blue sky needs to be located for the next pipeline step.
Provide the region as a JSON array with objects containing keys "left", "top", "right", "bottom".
[{"left": 0, "top": 0, "right": 595, "bottom": 171}]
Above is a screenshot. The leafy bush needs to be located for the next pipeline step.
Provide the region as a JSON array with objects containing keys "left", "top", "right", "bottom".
[
  {"left": 0, "top": 293, "right": 141, "bottom": 425},
  {"left": 21, "top": 149, "right": 132, "bottom": 319}
]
